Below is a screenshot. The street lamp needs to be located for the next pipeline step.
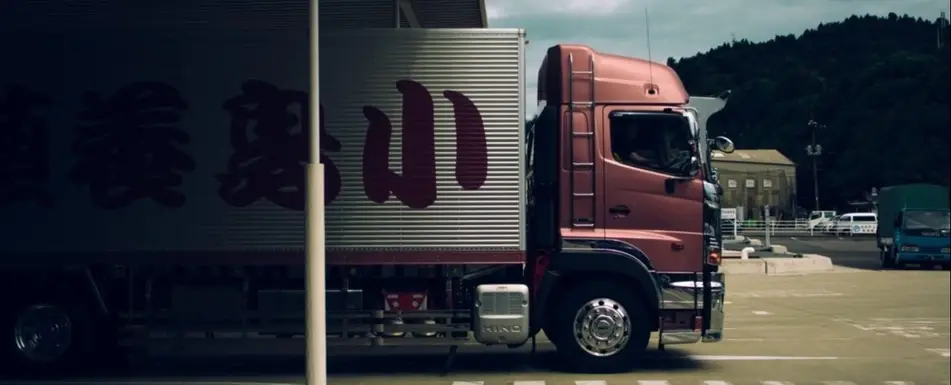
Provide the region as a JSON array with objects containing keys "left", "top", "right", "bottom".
[{"left": 805, "top": 120, "right": 825, "bottom": 211}]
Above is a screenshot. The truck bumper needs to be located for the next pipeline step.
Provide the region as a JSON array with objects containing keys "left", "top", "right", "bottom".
[
  {"left": 896, "top": 252, "right": 951, "bottom": 264},
  {"left": 703, "top": 271, "right": 726, "bottom": 342},
  {"left": 657, "top": 271, "right": 726, "bottom": 345}
]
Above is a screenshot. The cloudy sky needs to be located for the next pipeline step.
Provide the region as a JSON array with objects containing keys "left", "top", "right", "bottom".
[{"left": 485, "top": 0, "right": 950, "bottom": 115}]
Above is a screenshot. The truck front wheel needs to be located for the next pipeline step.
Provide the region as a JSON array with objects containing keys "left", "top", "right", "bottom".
[
  {"left": 549, "top": 280, "right": 651, "bottom": 373},
  {"left": 880, "top": 248, "right": 893, "bottom": 269}
]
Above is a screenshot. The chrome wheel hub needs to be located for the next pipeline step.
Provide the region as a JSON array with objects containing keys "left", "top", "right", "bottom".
[
  {"left": 13, "top": 305, "right": 73, "bottom": 362},
  {"left": 573, "top": 298, "right": 631, "bottom": 357}
]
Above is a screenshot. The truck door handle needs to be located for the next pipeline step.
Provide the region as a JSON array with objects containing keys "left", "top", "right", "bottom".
[{"left": 609, "top": 205, "right": 630, "bottom": 217}]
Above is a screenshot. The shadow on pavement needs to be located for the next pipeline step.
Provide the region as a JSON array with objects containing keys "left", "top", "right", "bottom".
[{"left": 53, "top": 345, "right": 704, "bottom": 380}]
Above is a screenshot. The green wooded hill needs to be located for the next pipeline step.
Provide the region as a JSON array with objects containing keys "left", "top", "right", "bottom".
[{"left": 668, "top": 13, "right": 950, "bottom": 209}]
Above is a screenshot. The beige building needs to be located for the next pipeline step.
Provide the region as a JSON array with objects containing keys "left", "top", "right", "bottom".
[{"left": 712, "top": 149, "right": 797, "bottom": 220}]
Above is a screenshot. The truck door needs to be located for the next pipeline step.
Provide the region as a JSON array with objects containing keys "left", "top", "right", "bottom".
[{"left": 600, "top": 108, "right": 705, "bottom": 273}]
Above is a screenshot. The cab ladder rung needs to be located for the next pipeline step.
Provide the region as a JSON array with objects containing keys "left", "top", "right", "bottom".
[{"left": 567, "top": 53, "right": 597, "bottom": 230}]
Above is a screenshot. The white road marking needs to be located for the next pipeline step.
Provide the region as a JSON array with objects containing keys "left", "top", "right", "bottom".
[
  {"left": 0, "top": 382, "right": 297, "bottom": 385},
  {"left": 848, "top": 318, "right": 946, "bottom": 339},
  {"left": 724, "top": 325, "right": 817, "bottom": 330},
  {"left": 727, "top": 337, "right": 854, "bottom": 342},
  {"left": 1, "top": 380, "right": 934, "bottom": 385},
  {"left": 731, "top": 289, "right": 844, "bottom": 298},
  {"left": 689, "top": 355, "right": 839, "bottom": 361},
  {"left": 926, "top": 348, "right": 950, "bottom": 357},
  {"left": 752, "top": 310, "right": 773, "bottom": 315}
]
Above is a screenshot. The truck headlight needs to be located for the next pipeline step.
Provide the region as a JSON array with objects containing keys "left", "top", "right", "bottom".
[
  {"left": 942, "top": 247, "right": 950, "bottom": 253},
  {"left": 900, "top": 245, "right": 919, "bottom": 252}
]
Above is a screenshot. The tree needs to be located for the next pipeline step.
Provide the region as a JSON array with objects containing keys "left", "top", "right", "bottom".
[{"left": 669, "top": 14, "right": 950, "bottom": 209}]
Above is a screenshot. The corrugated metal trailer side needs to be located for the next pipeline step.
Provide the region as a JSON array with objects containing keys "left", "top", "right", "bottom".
[
  {"left": 0, "top": 10, "right": 526, "bottom": 264},
  {"left": 318, "top": 29, "right": 527, "bottom": 264}
]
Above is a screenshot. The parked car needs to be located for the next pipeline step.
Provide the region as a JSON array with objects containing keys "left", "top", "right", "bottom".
[
  {"left": 806, "top": 210, "right": 838, "bottom": 230},
  {"left": 829, "top": 212, "right": 878, "bottom": 235},
  {"left": 822, "top": 215, "right": 841, "bottom": 233}
]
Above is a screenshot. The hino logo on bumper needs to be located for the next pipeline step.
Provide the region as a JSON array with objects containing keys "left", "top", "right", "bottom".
[{"left": 483, "top": 325, "right": 521, "bottom": 333}]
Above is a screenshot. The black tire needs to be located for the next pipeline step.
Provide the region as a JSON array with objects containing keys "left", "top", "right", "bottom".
[
  {"left": 1, "top": 292, "right": 111, "bottom": 378},
  {"left": 549, "top": 280, "right": 651, "bottom": 373},
  {"left": 880, "top": 248, "right": 893, "bottom": 269},
  {"left": 890, "top": 248, "right": 906, "bottom": 269}
]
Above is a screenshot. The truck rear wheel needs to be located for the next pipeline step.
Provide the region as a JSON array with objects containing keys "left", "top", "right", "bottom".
[
  {"left": 1, "top": 292, "right": 110, "bottom": 377},
  {"left": 549, "top": 280, "right": 650, "bottom": 373}
]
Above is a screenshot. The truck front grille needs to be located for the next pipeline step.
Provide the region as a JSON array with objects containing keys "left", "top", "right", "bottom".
[{"left": 480, "top": 291, "right": 524, "bottom": 316}]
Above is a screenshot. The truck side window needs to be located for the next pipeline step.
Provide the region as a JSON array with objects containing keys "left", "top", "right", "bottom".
[{"left": 609, "top": 114, "right": 694, "bottom": 175}]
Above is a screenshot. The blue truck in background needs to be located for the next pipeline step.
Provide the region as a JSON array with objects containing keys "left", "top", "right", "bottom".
[{"left": 876, "top": 184, "right": 951, "bottom": 269}]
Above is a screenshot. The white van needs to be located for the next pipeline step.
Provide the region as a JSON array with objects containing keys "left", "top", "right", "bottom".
[
  {"left": 830, "top": 212, "right": 878, "bottom": 235},
  {"left": 806, "top": 210, "right": 837, "bottom": 230}
]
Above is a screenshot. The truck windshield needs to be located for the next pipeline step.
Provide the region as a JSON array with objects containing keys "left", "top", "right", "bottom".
[
  {"left": 609, "top": 112, "right": 695, "bottom": 175},
  {"left": 904, "top": 210, "right": 951, "bottom": 231}
]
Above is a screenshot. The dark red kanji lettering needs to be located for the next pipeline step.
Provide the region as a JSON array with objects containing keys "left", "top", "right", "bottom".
[
  {"left": 362, "top": 80, "right": 437, "bottom": 209},
  {"left": 69, "top": 82, "right": 194, "bottom": 209},
  {"left": 444, "top": 90, "right": 488, "bottom": 190},
  {"left": 319, "top": 105, "right": 342, "bottom": 205},
  {"left": 219, "top": 81, "right": 341, "bottom": 210},
  {"left": 226, "top": 79, "right": 486, "bottom": 210},
  {"left": 359, "top": 81, "right": 488, "bottom": 209},
  {"left": 0, "top": 84, "right": 53, "bottom": 207}
]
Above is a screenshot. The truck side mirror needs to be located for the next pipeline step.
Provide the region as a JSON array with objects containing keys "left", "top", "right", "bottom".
[
  {"left": 678, "top": 156, "right": 701, "bottom": 177},
  {"left": 666, "top": 157, "right": 701, "bottom": 194},
  {"left": 714, "top": 136, "right": 735, "bottom": 154},
  {"left": 688, "top": 156, "right": 701, "bottom": 177}
]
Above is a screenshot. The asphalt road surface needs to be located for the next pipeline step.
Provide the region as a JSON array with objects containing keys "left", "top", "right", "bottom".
[
  {"left": 768, "top": 236, "right": 896, "bottom": 270},
  {"left": 5, "top": 267, "right": 949, "bottom": 385}
]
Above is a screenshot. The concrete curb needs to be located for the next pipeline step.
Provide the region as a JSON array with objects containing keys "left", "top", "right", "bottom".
[
  {"left": 769, "top": 244, "right": 789, "bottom": 254},
  {"left": 721, "top": 254, "right": 835, "bottom": 275}
]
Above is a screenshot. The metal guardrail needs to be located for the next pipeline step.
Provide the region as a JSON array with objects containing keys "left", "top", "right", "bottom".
[{"left": 721, "top": 219, "right": 878, "bottom": 238}]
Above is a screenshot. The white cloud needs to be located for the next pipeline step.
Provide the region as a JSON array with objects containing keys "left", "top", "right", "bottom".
[{"left": 486, "top": 0, "right": 951, "bottom": 117}]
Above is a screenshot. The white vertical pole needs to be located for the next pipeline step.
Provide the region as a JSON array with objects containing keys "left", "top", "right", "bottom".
[{"left": 306, "top": 0, "right": 327, "bottom": 384}]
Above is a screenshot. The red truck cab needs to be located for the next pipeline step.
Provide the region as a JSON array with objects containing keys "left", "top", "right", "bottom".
[{"left": 527, "top": 44, "right": 731, "bottom": 371}]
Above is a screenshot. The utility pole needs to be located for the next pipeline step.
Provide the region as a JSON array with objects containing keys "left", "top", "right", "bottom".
[
  {"left": 938, "top": 12, "right": 948, "bottom": 49},
  {"left": 306, "top": 1, "right": 328, "bottom": 384},
  {"left": 806, "top": 120, "right": 824, "bottom": 211}
]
